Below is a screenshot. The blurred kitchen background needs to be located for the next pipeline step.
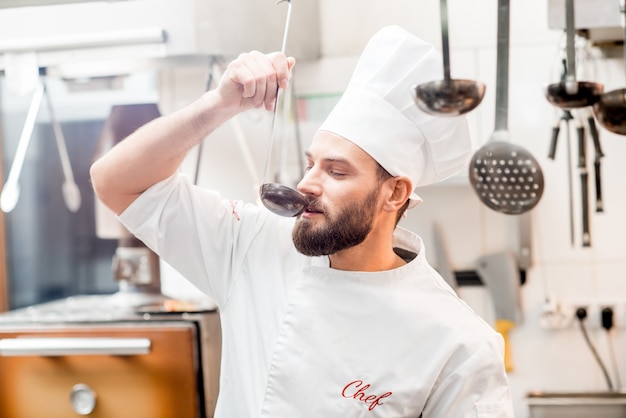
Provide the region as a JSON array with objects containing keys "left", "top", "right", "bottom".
[{"left": 0, "top": 0, "right": 625, "bottom": 417}]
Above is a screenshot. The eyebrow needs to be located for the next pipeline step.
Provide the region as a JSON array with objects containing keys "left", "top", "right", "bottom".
[{"left": 304, "top": 151, "right": 354, "bottom": 166}]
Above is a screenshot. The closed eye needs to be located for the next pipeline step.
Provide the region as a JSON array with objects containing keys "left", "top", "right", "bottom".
[{"left": 329, "top": 169, "right": 347, "bottom": 177}]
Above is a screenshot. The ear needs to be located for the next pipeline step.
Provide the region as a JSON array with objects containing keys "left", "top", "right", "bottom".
[{"left": 382, "top": 176, "right": 413, "bottom": 212}]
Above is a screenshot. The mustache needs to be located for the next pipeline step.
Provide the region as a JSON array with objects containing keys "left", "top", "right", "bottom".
[{"left": 304, "top": 199, "right": 325, "bottom": 213}]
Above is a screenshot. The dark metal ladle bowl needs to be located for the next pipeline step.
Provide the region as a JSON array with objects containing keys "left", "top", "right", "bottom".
[
  {"left": 544, "top": 81, "right": 604, "bottom": 109},
  {"left": 592, "top": 89, "right": 626, "bottom": 136},
  {"left": 413, "top": 79, "right": 486, "bottom": 116},
  {"left": 259, "top": 183, "right": 308, "bottom": 217}
]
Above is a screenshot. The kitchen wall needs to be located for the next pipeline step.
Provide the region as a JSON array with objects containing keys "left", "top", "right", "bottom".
[{"left": 154, "top": 0, "right": 626, "bottom": 416}]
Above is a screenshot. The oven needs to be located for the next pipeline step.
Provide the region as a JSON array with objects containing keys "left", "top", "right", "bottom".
[{"left": 0, "top": 295, "right": 221, "bottom": 418}]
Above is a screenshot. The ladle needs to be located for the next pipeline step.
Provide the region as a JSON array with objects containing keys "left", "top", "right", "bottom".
[
  {"left": 413, "top": 0, "right": 486, "bottom": 116},
  {"left": 468, "top": 0, "right": 544, "bottom": 215},
  {"left": 258, "top": 0, "right": 309, "bottom": 217},
  {"left": 44, "top": 82, "right": 82, "bottom": 213},
  {"left": 0, "top": 82, "right": 45, "bottom": 213},
  {"left": 544, "top": 0, "right": 604, "bottom": 109},
  {"left": 592, "top": 0, "right": 626, "bottom": 135}
]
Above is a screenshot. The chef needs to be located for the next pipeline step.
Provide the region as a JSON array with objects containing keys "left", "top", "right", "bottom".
[{"left": 91, "top": 25, "right": 514, "bottom": 417}]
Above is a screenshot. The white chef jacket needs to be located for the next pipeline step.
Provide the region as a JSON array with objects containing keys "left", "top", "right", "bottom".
[{"left": 119, "top": 172, "right": 514, "bottom": 418}]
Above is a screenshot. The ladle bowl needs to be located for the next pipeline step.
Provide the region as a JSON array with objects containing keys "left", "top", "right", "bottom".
[
  {"left": 592, "top": 88, "right": 626, "bottom": 135},
  {"left": 413, "top": 79, "right": 486, "bottom": 116},
  {"left": 259, "top": 183, "right": 308, "bottom": 217},
  {"left": 544, "top": 80, "right": 604, "bottom": 109},
  {"left": 469, "top": 140, "right": 545, "bottom": 215}
]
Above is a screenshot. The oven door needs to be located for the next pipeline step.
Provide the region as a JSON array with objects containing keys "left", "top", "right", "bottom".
[{"left": 0, "top": 321, "right": 203, "bottom": 418}]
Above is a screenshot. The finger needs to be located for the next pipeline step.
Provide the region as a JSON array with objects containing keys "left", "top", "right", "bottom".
[
  {"left": 268, "top": 52, "right": 295, "bottom": 91},
  {"left": 247, "top": 51, "right": 276, "bottom": 109},
  {"left": 230, "top": 55, "right": 257, "bottom": 100}
]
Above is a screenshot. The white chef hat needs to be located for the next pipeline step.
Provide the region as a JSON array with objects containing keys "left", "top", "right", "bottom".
[{"left": 319, "top": 25, "right": 473, "bottom": 208}]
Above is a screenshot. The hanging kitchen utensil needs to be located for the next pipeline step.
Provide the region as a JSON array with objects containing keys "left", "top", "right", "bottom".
[
  {"left": 593, "top": 156, "right": 603, "bottom": 213},
  {"left": 468, "top": 0, "right": 544, "bottom": 215},
  {"left": 547, "top": 59, "right": 568, "bottom": 160},
  {"left": 564, "top": 110, "right": 576, "bottom": 246},
  {"left": 592, "top": 0, "right": 626, "bottom": 135},
  {"left": 548, "top": 108, "right": 576, "bottom": 245},
  {"left": 545, "top": 0, "right": 604, "bottom": 109},
  {"left": 583, "top": 107, "right": 605, "bottom": 212},
  {"left": 258, "top": 0, "right": 309, "bottom": 217},
  {"left": 0, "top": 82, "right": 45, "bottom": 213},
  {"left": 413, "top": 0, "right": 485, "bottom": 116},
  {"left": 476, "top": 251, "right": 521, "bottom": 372},
  {"left": 43, "top": 82, "right": 81, "bottom": 213},
  {"left": 575, "top": 114, "right": 591, "bottom": 246}
]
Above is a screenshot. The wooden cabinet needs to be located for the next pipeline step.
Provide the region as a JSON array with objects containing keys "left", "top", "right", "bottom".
[{"left": 0, "top": 322, "right": 204, "bottom": 418}]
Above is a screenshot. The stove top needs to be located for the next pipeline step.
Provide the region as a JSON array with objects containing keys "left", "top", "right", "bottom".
[{"left": 0, "top": 294, "right": 217, "bottom": 324}]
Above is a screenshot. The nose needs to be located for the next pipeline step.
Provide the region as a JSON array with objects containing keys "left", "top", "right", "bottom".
[{"left": 296, "top": 168, "right": 322, "bottom": 198}]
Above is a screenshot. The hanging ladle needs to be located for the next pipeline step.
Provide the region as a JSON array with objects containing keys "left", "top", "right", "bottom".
[
  {"left": 413, "top": 0, "right": 486, "bottom": 116},
  {"left": 468, "top": 0, "right": 544, "bottom": 215},
  {"left": 545, "top": 0, "right": 604, "bottom": 109},
  {"left": 0, "top": 82, "right": 45, "bottom": 213},
  {"left": 44, "top": 82, "right": 82, "bottom": 212},
  {"left": 258, "top": 0, "right": 309, "bottom": 217},
  {"left": 592, "top": 0, "right": 626, "bottom": 135}
]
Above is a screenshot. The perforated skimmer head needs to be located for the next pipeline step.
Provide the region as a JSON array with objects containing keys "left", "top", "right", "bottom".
[{"left": 468, "top": 141, "right": 544, "bottom": 215}]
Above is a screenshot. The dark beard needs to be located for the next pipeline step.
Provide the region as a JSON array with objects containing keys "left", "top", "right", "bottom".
[{"left": 292, "top": 188, "right": 379, "bottom": 256}]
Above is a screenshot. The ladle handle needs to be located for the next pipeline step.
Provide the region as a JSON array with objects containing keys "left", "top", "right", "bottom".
[
  {"left": 622, "top": 0, "right": 626, "bottom": 74},
  {"left": 565, "top": 116, "right": 575, "bottom": 246},
  {"left": 587, "top": 115, "right": 603, "bottom": 158},
  {"left": 261, "top": 0, "right": 293, "bottom": 184},
  {"left": 494, "top": 0, "right": 510, "bottom": 131},
  {"left": 548, "top": 125, "right": 559, "bottom": 160},
  {"left": 439, "top": 0, "right": 452, "bottom": 85},
  {"left": 576, "top": 125, "right": 585, "bottom": 168},
  {"left": 577, "top": 120, "right": 591, "bottom": 247},
  {"left": 581, "top": 170, "right": 591, "bottom": 247},
  {"left": 565, "top": 0, "right": 576, "bottom": 82},
  {"left": 594, "top": 159, "right": 603, "bottom": 213}
]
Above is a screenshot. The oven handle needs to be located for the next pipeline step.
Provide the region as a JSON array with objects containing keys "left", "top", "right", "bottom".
[{"left": 0, "top": 337, "right": 151, "bottom": 356}]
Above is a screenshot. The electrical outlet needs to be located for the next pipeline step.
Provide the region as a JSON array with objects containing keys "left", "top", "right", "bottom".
[
  {"left": 581, "top": 304, "right": 600, "bottom": 329},
  {"left": 539, "top": 297, "right": 573, "bottom": 330},
  {"left": 574, "top": 303, "right": 618, "bottom": 330},
  {"left": 598, "top": 304, "right": 616, "bottom": 330},
  {"left": 541, "top": 300, "right": 626, "bottom": 331},
  {"left": 613, "top": 303, "right": 626, "bottom": 329}
]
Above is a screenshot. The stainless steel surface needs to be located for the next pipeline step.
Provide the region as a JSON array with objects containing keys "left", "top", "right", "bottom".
[
  {"left": 70, "top": 384, "right": 97, "bottom": 416},
  {"left": 547, "top": 0, "right": 624, "bottom": 43},
  {"left": 0, "top": 337, "right": 151, "bottom": 356},
  {"left": 113, "top": 246, "right": 161, "bottom": 288},
  {"left": 0, "top": 0, "right": 321, "bottom": 76},
  {"left": 527, "top": 391, "right": 626, "bottom": 418}
]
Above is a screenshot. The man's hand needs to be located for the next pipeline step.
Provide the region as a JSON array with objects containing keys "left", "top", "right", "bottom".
[{"left": 216, "top": 51, "right": 296, "bottom": 112}]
